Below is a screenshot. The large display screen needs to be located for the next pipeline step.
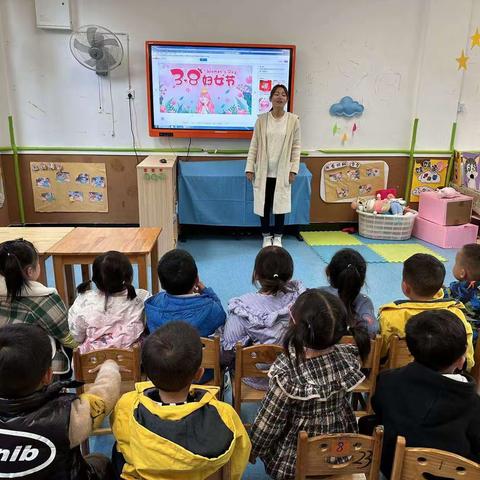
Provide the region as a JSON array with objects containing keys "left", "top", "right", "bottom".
[{"left": 146, "top": 42, "right": 296, "bottom": 138}]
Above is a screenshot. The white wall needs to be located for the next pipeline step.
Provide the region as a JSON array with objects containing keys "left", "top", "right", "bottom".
[
  {"left": 0, "top": 5, "right": 11, "bottom": 146},
  {"left": 0, "top": 0, "right": 476, "bottom": 151}
]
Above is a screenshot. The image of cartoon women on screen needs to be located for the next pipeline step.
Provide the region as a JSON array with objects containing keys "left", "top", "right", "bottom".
[{"left": 196, "top": 88, "right": 215, "bottom": 114}]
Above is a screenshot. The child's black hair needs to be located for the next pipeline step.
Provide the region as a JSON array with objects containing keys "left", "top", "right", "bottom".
[
  {"left": 326, "top": 248, "right": 367, "bottom": 327},
  {"left": 157, "top": 249, "right": 198, "bottom": 295},
  {"left": 0, "top": 324, "right": 52, "bottom": 397},
  {"left": 76, "top": 251, "right": 136, "bottom": 309},
  {"left": 0, "top": 239, "right": 39, "bottom": 301},
  {"left": 406, "top": 310, "right": 467, "bottom": 371},
  {"left": 403, "top": 253, "right": 445, "bottom": 297},
  {"left": 142, "top": 321, "right": 202, "bottom": 392},
  {"left": 284, "top": 289, "right": 370, "bottom": 363},
  {"left": 252, "top": 246, "right": 294, "bottom": 295},
  {"left": 459, "top": 243, "right": 480, "bottom": 280}
]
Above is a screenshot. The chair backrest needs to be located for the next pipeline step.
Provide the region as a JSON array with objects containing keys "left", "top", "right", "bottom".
[
  {"left": 341, "top": 335, "right": 382, "bottom": 415},
  {"left": 390, "top": 436, "right": 480, "bottom": 479},
  {"left": 201, "top": 336, "right": 221, "bottom": 386},
  {"left": 73, "top": 344, "right": 141, "bottom": 393},
  {"left": 295, "top": 425, "right": 384, "bottom": 480},
  {"left": 235, "top": 342, "right": 284, "bottom": 379},
  {"left": 386, "top": 335, "right": 413, "bottom": 369}
]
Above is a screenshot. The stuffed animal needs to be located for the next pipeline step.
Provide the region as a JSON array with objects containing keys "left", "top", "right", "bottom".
[
  {"left": 352, "top": 195, "right": 390, "bottom": 214},
  {"left": 386, "top": 193, "right": 406, "bottom": 215},
  {"left": 436, "top": 187, "right": 460, "bottom": 198}
]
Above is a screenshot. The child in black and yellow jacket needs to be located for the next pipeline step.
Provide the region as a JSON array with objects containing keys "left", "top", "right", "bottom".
[
  {"left": 379, "top": 253, "right": 474, "bottom": 369},
  {"left": 111, "top": 321, "right": 251, "bottom": 480}
]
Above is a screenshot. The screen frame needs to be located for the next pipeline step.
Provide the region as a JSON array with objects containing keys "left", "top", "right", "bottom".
[{"left": 145, "top": 41, "right": 296, "bottom": 139}]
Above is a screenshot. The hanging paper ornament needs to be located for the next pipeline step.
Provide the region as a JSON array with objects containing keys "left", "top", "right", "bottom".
[
  {"left": 352, "top": 123, "right": 357, "bottom": 134},
  {"left": 333, "top": 123, "right": 339, "bottom": 135},
  {"left": 341, "top": 133, "right": 348, "bottom": 144}
]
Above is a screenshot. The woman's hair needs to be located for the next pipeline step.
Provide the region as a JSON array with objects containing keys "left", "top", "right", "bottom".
[
  {"left": 284, "top": 289, "right": 370, "bottom": 363},
  {"left": 252, "top": 246, "right": 294, "bottom": 295},
  {"left": 326, "top": 249, "right": 367, "bottom": 327},
  {"left": 0, "top": 239, "right": 39, "bottom": 302},
  {"left": 77, "top": 251, "right": 136, "bottom": 309},
  {"left": 269, "top": 84, "right": 289, "bottom": 101}
]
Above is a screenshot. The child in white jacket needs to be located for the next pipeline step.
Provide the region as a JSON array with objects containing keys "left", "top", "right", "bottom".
[{"left": 68, "top": 251, "right": 150, "bottom": 353}]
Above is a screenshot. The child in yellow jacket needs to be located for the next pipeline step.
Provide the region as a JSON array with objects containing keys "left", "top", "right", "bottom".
[
  {"left": 111, "top": 321, "right": 251, "bottom": 480},
  {"left": 379, "top": 253, "right": 474, "bottom": 369}
]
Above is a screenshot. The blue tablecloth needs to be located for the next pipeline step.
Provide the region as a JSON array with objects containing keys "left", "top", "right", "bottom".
[{"left": 178, "top": 160, "right": 311, "bottom": 226}]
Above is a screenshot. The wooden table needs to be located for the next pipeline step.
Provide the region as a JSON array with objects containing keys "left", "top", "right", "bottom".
[
  {"left": 0, "top": 227, "right": 75, "bottom": 286},
  {"left": 47, "top": 227, "right": 161, "bottom": 306}
]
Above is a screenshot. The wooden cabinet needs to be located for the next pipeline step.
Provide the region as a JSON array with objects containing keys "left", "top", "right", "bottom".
[{"left": 137, "top": 155, "right": 177, "bottom": 259}]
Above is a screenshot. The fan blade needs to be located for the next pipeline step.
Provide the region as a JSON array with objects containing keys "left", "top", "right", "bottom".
[
  {"left": 103, "top": 50, "right": 118, "bottom": 68},
  {"left": 94, "top": 31, "right": 105, "bottom": 47},
  {"left": 85, "top": 58, "right": 97, "bottom": 68},
  {"left": 87, "top": 26, "right": 97, "bottom": 46},
  {"left": 102, "top": 38, "right": 119, "bottom": 47},
  {"left": 73, "top": 38, "right": 91, "bottom": 54}
]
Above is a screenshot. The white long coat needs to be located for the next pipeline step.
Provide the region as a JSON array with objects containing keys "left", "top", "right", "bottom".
[{"left": 245, "top": 112, "right": 301, "bottom": 216}]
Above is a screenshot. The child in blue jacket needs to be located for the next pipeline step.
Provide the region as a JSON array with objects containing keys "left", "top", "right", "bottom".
[{"left": 145, "top": 249, "right": 226, "bottom": 337}]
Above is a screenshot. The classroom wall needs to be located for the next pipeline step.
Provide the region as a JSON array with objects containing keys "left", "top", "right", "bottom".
[
  {"left": 0, "top": 0, "right": 475, "bottom": 152},
  {"left": 0, "top": 6, "right": 10, "bottom": 146}
]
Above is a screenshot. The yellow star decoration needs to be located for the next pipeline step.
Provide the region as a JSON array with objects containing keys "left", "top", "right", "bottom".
[
  {"left": 471, "top": 28, "right": 480, "bottom": 48},
  {"left": 456, "top": 50, "right": 469, "bottom": 70}
]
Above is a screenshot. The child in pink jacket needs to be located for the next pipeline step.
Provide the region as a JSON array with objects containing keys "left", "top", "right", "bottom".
[{"left": 68, "top": 251, "right": 150, "bottom": 353}]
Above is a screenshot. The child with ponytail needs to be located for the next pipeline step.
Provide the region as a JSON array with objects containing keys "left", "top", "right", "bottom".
[
  {"left": 68, "top": 250, "right": 150, "bottom": 353},
  {"left": 222, "top": 246, "right": 304, "bottom": 390},
  {"left": 249, "top": 289, "right": 370, "bottom": 480},
  {"left": 0, "top": 239, "right": 75, "bottom": 373},
  {"left": 321, "top": 248, "right": 378, "bottom": 336}
]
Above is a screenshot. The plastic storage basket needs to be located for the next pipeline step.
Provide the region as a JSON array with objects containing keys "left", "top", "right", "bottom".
[{"left": 357, "top": 210, "right": 418, "bottom": 240}]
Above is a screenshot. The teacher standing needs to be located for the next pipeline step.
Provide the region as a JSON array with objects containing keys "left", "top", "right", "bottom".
[{"left": 245, "top": 84, "right": 301, "bottom": 249}]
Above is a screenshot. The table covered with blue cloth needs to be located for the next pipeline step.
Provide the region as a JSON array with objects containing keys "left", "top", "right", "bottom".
[{"left": 178, "top": 160, "right": 312, "bottom": 226}]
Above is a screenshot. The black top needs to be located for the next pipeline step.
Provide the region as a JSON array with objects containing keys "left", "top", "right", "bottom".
[{"left": 372, "top": 361, "right": 480, "bottom": 477}]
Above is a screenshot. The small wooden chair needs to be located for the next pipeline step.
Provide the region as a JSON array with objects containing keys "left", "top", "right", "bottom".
[
  {"left": 390, "top": 436, "right": 480, "bottom": 479},
  {"left": 233, "top": 342, "right": 283, "bottom": 418},
  {"left": 201, "top": 336, "right": 222, "bottom": 387},
  {"left": 295, "top": 425, "right": 384, "bottom": 479},
  {"left": 341, "top": 335, "right": 382, "bottom": 416},
  {"left": 73, "top": 344, "right": 142, "bottom": 453},
  {"left": 385, "top": 335, "right": 413, "bottom": 370}
]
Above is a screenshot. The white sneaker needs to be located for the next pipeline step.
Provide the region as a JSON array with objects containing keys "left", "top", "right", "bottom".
[
  {"left": 272, "top": 235, "right": 283, "bottom": 247},
  {"left": 262, "top": 235, "right": 273, "bottom": 248}
]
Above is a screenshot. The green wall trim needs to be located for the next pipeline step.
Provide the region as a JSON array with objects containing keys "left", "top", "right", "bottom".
[
  {"left": 317, "top": 149, "right": 410, "bottom": 154},
  {"left": 8, "top": 116, "right": 26, "bottom": 224},
  {"left": 405, "top": 118, "right": 419, "bottom": 202},
  {"left": 16, "top": 146, "right": 204, "bottom": 153},
  {"left": 0, "top": 147, "right": 11, "bottom": 152},
  {"left": 446, "top": 122, "right": 457, "bottom": 184}
]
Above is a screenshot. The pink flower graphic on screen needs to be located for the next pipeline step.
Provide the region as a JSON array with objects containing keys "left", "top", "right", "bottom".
[
  {"left": 246, "top": 75, "right": 252, "bottom": 84},
  {"left": 160, "top": 105, "right": 166, "bottom": 112},
  {"left": 259, "top": 98, "right": 271, "bottom": 112}
]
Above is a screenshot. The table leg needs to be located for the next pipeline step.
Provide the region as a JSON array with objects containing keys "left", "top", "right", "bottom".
[
  {"left": 137, "top": 256, "right": 148, "bottom": 291},
  {"left": 65, "top": 265, "right": 76, "bottom": 306},
  {"left": 53, "top": 257, "right": 67, "bottom": 305},
  {"left": 81, "top": 264, "right": 90, "bottom": 283},
  {"left": 38, "top": 256, "right": 48, "bottom": 287},
  {"left": 151, "top": 240, "right": 159, "bottom": 293}
]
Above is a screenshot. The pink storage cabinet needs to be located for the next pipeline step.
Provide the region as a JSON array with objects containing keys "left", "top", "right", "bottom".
[
  {"left": 418, "top": 191, "right": 473, "bottom": 226},
  {"left": 412, "top": 216, "right": 478, "bottom": 248}
]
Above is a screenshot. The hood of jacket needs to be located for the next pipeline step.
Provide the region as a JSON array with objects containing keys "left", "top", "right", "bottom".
[
  {"left": 268, "top": 343, "right": 364, "bottom": 401},
  {"left": 113, "top": 383, "right": 241, "bottom": 479}
]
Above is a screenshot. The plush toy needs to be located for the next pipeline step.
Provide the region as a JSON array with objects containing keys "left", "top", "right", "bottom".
[
  {"left": 352, "top": 195, "right": 390, "bottom": 214},
  {"left": 386, "top": 193, "right": 406, "bottom": 215},
  {"left": 436, "top": 186, "right": 460, "bottom": 198}
]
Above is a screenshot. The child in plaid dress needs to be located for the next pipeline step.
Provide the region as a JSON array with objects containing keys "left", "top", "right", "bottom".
[{"left": 249, "top": 289, "right": 370, "bottom": 480}]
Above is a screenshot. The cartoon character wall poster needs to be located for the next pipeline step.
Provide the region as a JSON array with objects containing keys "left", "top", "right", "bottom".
[
  {"left": 409, "top": 158, "right": 449, "bottom": 201},
  {"left": 460, "top": 153, "right": 480, "bottom": 191},
  {"left": 320, "top": 160, "right": 388, "bottom": 203}
]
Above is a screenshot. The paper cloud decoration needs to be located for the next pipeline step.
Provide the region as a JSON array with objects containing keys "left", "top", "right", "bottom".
[{"left": 329, "top": 96, "right": 364, "bottom": 117}]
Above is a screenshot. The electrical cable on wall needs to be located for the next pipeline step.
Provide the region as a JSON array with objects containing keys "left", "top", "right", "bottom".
[
  {"left": 108, "top": 74, "right": 115, "bottom": 137},
  {"left": 128, "top": 94, "right": 139, "bottom": 163}
]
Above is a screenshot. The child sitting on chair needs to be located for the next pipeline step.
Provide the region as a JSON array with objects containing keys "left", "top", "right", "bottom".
[
  {"left": 444, "top": 243, "right": 480, "bottom": 342},
  {"left": 145, "top": 249, "right": 226, "bottom": 337},
  {"left": 249, "top": 289, "right": 370, "bottom": 480},
  {"left": 0, "top": 323, "right": 121, "bottom": 479},
  {"left": 378, "top": 253, "right": 474, "bottom": 369},
  {"left": 68, "top": 251, "right": 150, "bottom": 353},
  {"left": 221, "top": 246, "right": 304, "bottom": 390},
  {"left": 319, "top": 248, "right": 378, "bottom": 336},
  {"left": 111, "top": 321, "right": 251, "bottom": 480},
  {"left": 371, "top": 310, "right": 480, "bottom": 478}
]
